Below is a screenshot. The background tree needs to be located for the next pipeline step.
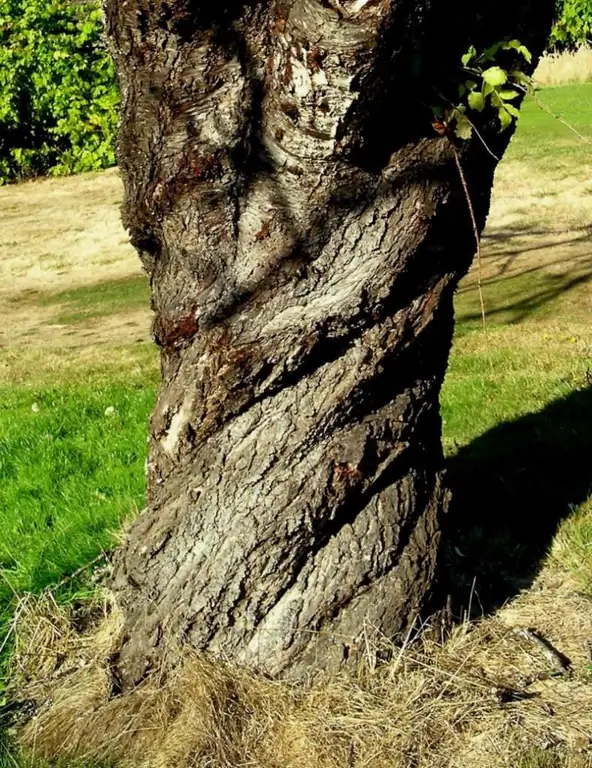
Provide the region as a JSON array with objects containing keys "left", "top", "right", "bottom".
[
  {"left": 103, "top": 0, "right": 555, "bottom": 686},
  {"left": 0, "top": 0, "right": 118, "bottom": 183},
  {"left": 551, "top": 0, "right": 592, "bottom": 50}
]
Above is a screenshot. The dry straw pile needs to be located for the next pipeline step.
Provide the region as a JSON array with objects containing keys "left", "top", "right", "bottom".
[
  {"left": 7, "top": 573, "right": 592, "bottom": 768},
  {"left": 535, "top": 47, "right": 592, "bottom": 86}
]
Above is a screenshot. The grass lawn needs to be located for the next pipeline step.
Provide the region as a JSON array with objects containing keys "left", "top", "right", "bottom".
[
  {"left": 508, "top": 83, "right": 592, "bottom": 173},
  {"left": 37, "top": 275, "right": 150, "bottom": 326},
  {"left": 0, "top": 379, "right": 154, "bottom": 606},
  {"left": 0, "top": 85, "right": 591, "bottom": 767}
]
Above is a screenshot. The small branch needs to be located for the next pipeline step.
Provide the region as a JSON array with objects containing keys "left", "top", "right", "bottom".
[
  {"left": 465, "top": 117, "right": 501, "bottom": 162},
  {"left": 452, "top": 146, "right": 486, "bottom": 330},
  {"left": 513, "top": 627, "right": 572, "bottom": 672},
  {"left": 518, "top": 84, "right": 592, "bottom": 145},
  {"left": 52, "top": 551, "right": 109, "bottom": 591}
]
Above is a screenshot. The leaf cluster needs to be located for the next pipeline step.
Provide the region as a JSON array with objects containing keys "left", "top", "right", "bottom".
[
  {"left": 551, "top": 0, "right": 592, "bottom": 50},
  {"left": 434, "top": 40, "right": 533, "bottom": 142},
  {"left": 0, "top": 0, "right": 119, "bottom": 184}
]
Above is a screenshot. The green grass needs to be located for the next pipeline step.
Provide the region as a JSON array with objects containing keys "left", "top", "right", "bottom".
[
  {"left": 506, "top": 84, "right": 592, "bottom": 174},
  {"left": 0, "top": 742, "right": 112, "bottom": 768},
  {"left": 442, "top": 340, "right": 591, "bottom": 450},
  {"left": 455, "top": 267, "right": 592, "bottom": 332},
  {"left": 38, "top": 275, "right": 150, "bottom": 325},
  {"left": 441, "top": 335, "right": 592, "bottom": 611},
  {"left": 0, "top": 371, "right": 157, "bottom": 765},
  {"left": 0, "top": 380, "right": 155, "bottom": 605},
  {"left": 547, "top": 497, "right": 592, "bottom": 594},
  {"left": 515, "top": 749, "right": 566, "bottom": 768}
]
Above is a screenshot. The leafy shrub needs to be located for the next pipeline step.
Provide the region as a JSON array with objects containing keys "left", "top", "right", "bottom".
[
  {"left": 0, "top": 0, "right": 119, "bottom": 184},
  {"left": 551, "top": 0, "right": 592, "bottom": 50}
]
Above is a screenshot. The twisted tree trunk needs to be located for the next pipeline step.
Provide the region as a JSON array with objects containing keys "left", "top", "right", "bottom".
[{"left": 104, "top": 0, "right": 554, "bottom": 686}]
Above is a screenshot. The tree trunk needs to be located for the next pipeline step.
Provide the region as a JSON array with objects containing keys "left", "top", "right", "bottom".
[{"left": 104, "top": 0, "right": 554, "bottom": 686}]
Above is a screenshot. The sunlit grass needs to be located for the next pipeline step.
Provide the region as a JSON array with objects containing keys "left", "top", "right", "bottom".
[
  {"left": 0, "top": 379, "right": 156, "bottom": 636},
  {"left": 506, "top": 84, "right": 592, "bottom": 175},
  {"left": 37, "top": 275, "right": 150, "bottom": 326}
]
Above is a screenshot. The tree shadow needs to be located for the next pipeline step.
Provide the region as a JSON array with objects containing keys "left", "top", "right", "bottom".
[
  {"left": 452, "top": 224, "right": 592, "bottom": 326},
  {"left": 480, "top": 226, "right": 592, "bottom": 275},
  {"left": 458, "top": 270, "right": 592, "bottom": 327},
  {"left": 455, "top": 251, "right": 592, "bottom": 329},
  {"left": 437, "top": 384, "right": 592, "bottom": 620}
]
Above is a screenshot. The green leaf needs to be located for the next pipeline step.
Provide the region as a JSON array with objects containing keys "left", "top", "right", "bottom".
[
  {"left": 461, "top": 46, "right": 477, "bottom": 67},
  {"left": 510, "top": 70, "right": 533, "bottom": 89},
  {"left": 498, "top": 89, "right": 520, "bottom": 101},
  {"left": 482, "top": 80, "right": 494, "bottom": 98},
  {"left": 498, "top": 107, "right": 513, "bottom": 132},
  {"left": 482, "top": 43, "right": 501, "bottom": 61},
  {"left": 482, "top": 66, "right": 507, "bottom": 86},
  {"left": 504, "top": 102, "right": 520, "bottom": 118},
  {"left": 454, "top": 115, "right": 473, "bottom": 141},
  {"left": 0, "top": 0, "right": 119, "bottom": 183},
  {"left": 490, "top": 91, "right": 503, "bottom": 109},
  {"left": 501, "top": 39, "right": 530, "bottom": 58},
  {"left": 467, "top": 91, "right": 485, "bottom": 112}
]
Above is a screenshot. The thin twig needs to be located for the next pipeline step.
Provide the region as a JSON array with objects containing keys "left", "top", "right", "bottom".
[
  {"left": 465, "top": 116, "right": 501, "bottom": 162},
  {"left": 452, "top": 146, "right": 486, "bottom": 330},
  {"left": 52, "top": 551, "right": 109, "bottom": 591},
  {"left": 431, "top": 87, "right": 500, "bottom": 162},
  {"left": 518, "top": 83, "right": 592, "bottom": 145},
  {"left": 466, "top": 575, "right": 478, "bottom": 623}
]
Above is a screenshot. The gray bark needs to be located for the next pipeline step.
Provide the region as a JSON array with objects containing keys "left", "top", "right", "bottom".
[{"left": 103, "top": 0, "right": 555, "bottom": 686}]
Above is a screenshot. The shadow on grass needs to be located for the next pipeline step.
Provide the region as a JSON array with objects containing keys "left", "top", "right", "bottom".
[
  {"left": 439, "top": 384, "right": 592, "bottom": 620},
  {"left": 455, "top": 225, "right": 592, "bottom": 327},
  {"left": 456, "top": 267, "right": 592, "bottom": 328}
]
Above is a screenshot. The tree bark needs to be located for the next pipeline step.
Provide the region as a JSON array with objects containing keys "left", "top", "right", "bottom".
[{"left": 104, "top": 0, "right": 554, "bottom": 686}]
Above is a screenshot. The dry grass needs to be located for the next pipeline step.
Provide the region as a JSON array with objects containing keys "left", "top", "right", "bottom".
[
  {"left": 1, "top": 86, "right": 589, "bottom": 358},
  {"left": 0, "top": 167, "right": 136, "bottom": 298},
  {"left": 9, "top": 571, "right": 592, "bottom": 768},
  {"left": 535, "top": 48, "right": 592, "bottom": 87},
  {"left": 0, "top": 167, "right": 148, "bottom": 351},
  {"left": 0, "top": 344, "right": 157, "bottom": 387},
  {"left": 487, "top": 164, "right": 591, "bottom": 234}
]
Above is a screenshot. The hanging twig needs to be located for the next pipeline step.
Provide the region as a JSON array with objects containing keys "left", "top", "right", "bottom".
[
  {"left": 452, "top": 146, "right": 486, "bottom": 330},
  {"left": 520, "top": 84, "right": 592, "bottom": 146},
  {"left": 465, "top": 116, "right": 501, "bottom": 162}
]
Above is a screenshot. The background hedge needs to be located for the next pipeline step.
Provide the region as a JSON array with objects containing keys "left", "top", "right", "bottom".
[
  {"left": 0, "top": 1, "right": 589, "bottom": 185},
  {"left": 551, "top": 0, "right": 592, "bottom": 50},
  {"left": 0, "top": 0, "right": 118, "bottom": 184}
]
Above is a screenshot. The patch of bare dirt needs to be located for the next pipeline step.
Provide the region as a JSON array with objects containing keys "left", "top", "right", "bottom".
[
  {"left": 1, "top": 161, "right": 590, "bottom": 352},
  {"left": 0, "top": 167, "right": 150, "bottom": 350}
]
